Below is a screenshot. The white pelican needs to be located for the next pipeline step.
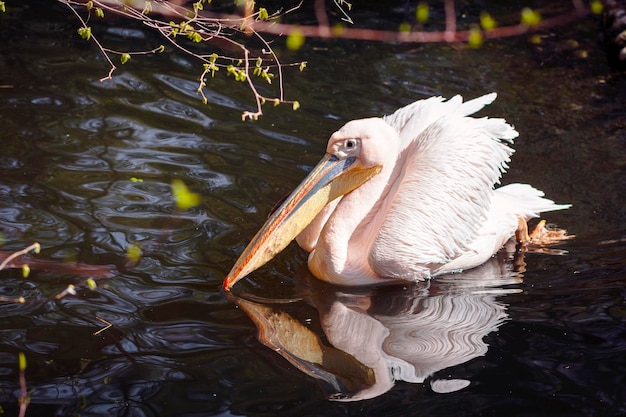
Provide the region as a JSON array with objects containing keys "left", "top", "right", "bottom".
[{"left": 223, "top": 93, "right": 571, "bottom": 290}]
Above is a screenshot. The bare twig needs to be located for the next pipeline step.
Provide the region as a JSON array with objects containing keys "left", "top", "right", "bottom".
[
  {"left": 94, "top": 316, "right": 113, "bottom": 335},
  {"left": 1, "top": 241, "right": 115, "bottom": 305},
  {"left": 444, "top": 0, "right": 456, "bottom": 42},
  {"left": 0, "top": 242, "right": 40, "bottom": 271},
  {"left": 60, "top": 0, "right": 118, "bottom": 81},
  {"left": 314, "top": 0, "right": 331, "bottom": 37}
]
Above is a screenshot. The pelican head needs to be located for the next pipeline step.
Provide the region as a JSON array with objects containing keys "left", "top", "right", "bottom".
[{"left": 222, "top": 118, "right": 391, "bottom": 290}]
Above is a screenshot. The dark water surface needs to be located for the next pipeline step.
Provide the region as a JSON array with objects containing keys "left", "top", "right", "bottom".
[{"left": 1, "top": 2, "right": 625, "bottom": 416}]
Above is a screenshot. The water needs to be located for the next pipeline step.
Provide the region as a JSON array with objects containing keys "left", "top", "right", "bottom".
[{"left": 1, "top": 1, "right": 625, "bottom": 416}]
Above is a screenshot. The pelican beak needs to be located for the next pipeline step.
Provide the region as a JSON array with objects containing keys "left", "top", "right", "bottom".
[{"left": 223, "top": 154, "right": 381, "bottom": 291}]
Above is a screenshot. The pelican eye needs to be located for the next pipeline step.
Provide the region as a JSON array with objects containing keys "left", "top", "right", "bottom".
[{"left": 334, "top": 138, "right": 360, "bottom": 159}]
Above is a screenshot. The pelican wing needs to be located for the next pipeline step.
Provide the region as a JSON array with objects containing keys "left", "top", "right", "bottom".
[
  {"left": 370, "top": 94, "right": 518, "bottom": 279},
  {"left": 383, "top": 93, "right": 498, "bottom": 149}
]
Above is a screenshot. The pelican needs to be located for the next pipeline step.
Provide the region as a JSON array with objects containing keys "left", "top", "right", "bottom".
[{"left": 223, "top": 93, "right": 571, "bottom": 290}]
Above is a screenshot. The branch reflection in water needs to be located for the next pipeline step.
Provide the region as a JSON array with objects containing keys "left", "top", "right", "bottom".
[{"left": 228, "top": 249, "right": 525, "bottom": 401}]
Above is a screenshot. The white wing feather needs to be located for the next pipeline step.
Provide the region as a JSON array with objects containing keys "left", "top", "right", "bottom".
[
  {"left": 493, "top": 183, "right": 571, "bottom": 220},
  {"left": 371, "top": 94, "right": 518, "bottom": 279}
]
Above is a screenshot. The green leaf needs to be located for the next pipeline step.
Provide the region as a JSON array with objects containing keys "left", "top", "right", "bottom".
[
  {"left": 21, "top": 264, "right": 30, "bottom": 278},
  {"left": 77, "top": 26, "right": 92, "bottom": 40},
  {"left": 467, "top": 25, "right": 483, "bottom": 48},
  {"left": 95, "top": 7, "right": 104, "bottom": 18},
  {"left": 157, "top": 44, "right": 165, "bottom": 53},
  {"left": 126, "top": 243, "right": 142, "bottom": 262},
  {"left": 86, "top": 1, "right": 93, "bottom": 10},
  {"left": 299, "top": 61, "right": 307, "bottom": 72},
  {"left": 398, "top": 22, "right": 411, "bottom": 33},
  {"left": 226, "top": 65, "right": 246, "bottom": 82},
  {"left": 171, "top": 179, "right": 201, "bottom": 210},
  {"left": 130, "top": 176, "right": 143, "bottom": 182},
  {"left": 208, "top": 62, "right": 218, "bottom": 76},
  {"left": 480, "top": 11, "right": 496, "bottom": 30},
  {"left": 292, "top": 101, "right": 300, "bottom": 111},
  {"left": 18, "top": 353, "right": 27, "bottom": 372},
  {"left": 261, "top": 70, "right": 273, "bottom": 84},
  {"left": 87, "top": 278, "right": 97, "bottom": 290},
  {"left": 332, "top": 23, "right": 345, "bottom": 37},
  {"left": 590, "top": 0, "right": 603, "bottom": 14},
  {"left": 120, "top": 53, "right": 131, "bottom": 64},
  {"left": 529, "top": 34, "right": 542, "bottom": 45},
  {"left": 415, "top": 2, "right": 428, "bottom": 23},
  {"left": 258, "top": 7, "right": 268, "bottom": 20},
  {"left": 143, "top": 1, "right": 152, "bottom": 15},
  {"left": 0, "top": 2, "right": 6, "bottom": 13},
  {"left": 188, "top": 31, "right": 202, "bottom": 42},
  {"left": 521, "top": 8, "right": 541, "bottom": 26},
  {"left": 286, "top": 29, "right": 305, "bottom": 51}
]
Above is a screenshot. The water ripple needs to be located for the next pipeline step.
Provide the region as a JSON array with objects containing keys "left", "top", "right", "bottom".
[
  {"left": 89, "top": 71, "right": 154, "bottom": 93},
  {"left": 120, "top": 97, "right": 216, "bottom": 127},
  {"left": 153, "top": 73, "right": 245, "bottom": 110}
]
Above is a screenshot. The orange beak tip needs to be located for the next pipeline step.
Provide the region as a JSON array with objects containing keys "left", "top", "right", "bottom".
[{"left": 222, "top": 274, "right": 236, "bottom": 291}]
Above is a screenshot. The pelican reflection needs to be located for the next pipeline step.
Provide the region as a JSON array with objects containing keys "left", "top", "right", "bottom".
[{"left": 229, "top": 252, "right": 523, "bottom": 401}]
